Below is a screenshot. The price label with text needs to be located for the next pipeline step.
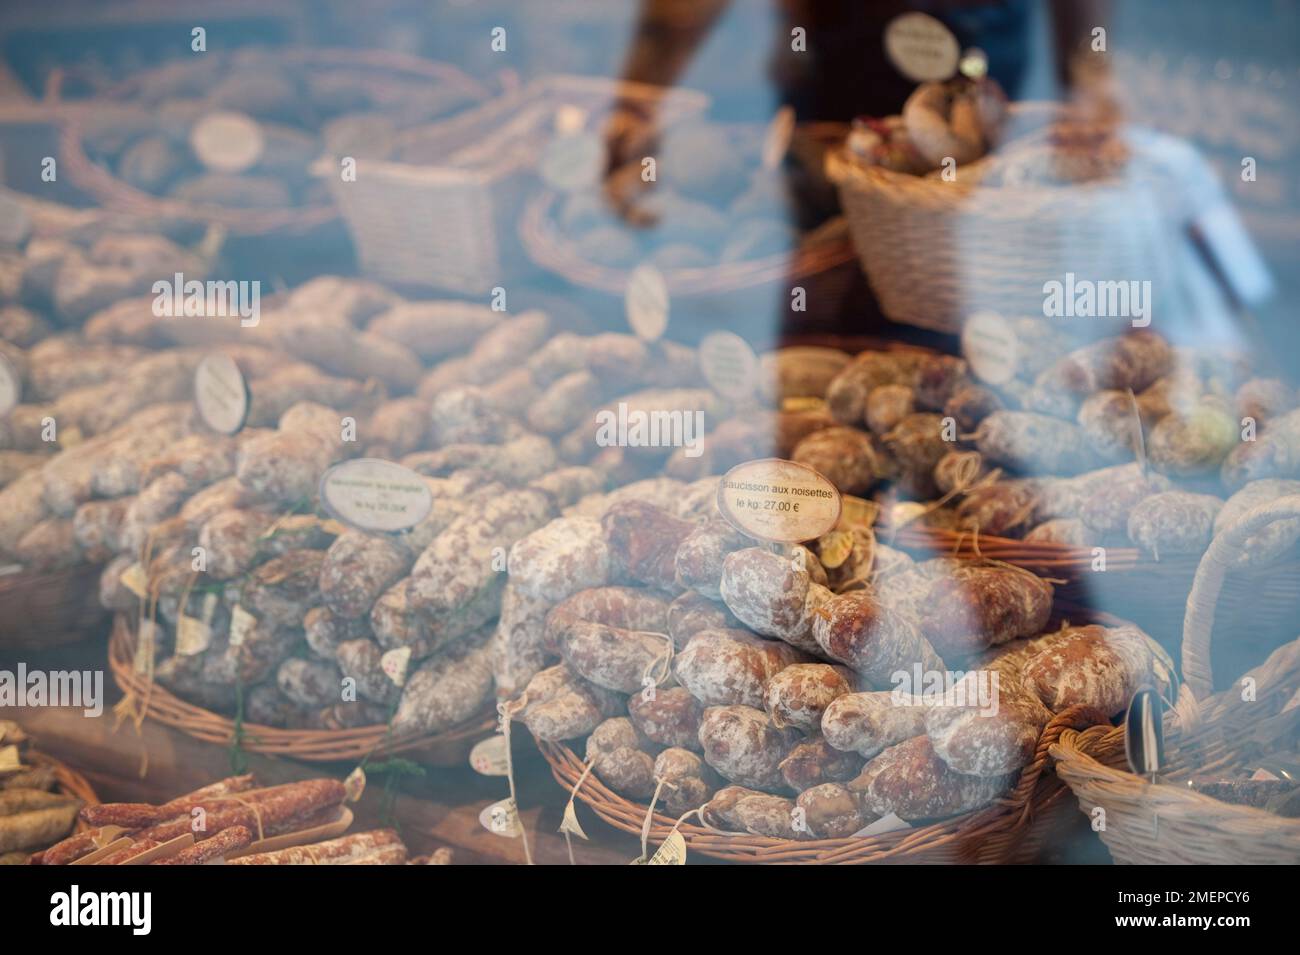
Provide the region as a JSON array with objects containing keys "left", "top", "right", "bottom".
[
  {"left": 717, "top": 458, "right": 841, "bottom": 543},
  {"left": 194, "top": 352, "right": 250, "bottom": 435},
  {"left": 319, "top": 459, "right": 433, "bottom": 533}
]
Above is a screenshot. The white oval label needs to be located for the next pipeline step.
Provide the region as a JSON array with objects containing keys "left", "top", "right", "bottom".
[
  {"left": 699, "top": 331, "right": 758, "bottom": 402},
  {"left": 479, "top": 797, "right": 521, "bottom": 838},
  {"left": 380, "top": 646, "right": 411, "bottom": 687},
  {"left": 190, "top": 111, "right": 265, "bottom": 174},
  {"left": 884, "top": 12, "right": 960, "bottom": 83},
  {"left": 0, "top": 353, "right": 19, "bottom": 418},
  {"left": 194, "top": 352, "right": 250, "bottom": 435},
  {"left": 626, "top": 263, "right": 669, "bottom": 342},
  {"left": 961, "top": 310, "right": 1020, "bottom": 385},
  {"left": 319, "top": 459, "right": 434, "bottom": 533},
  {"left": 717, "top": 458, "right": 842, "bottom": 543},
  {"left": 468, "top": 735, "right": 510, "bottom": 777}
]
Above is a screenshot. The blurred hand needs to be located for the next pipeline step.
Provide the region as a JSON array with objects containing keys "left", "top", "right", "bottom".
[{"left": 601, "top": 97, "right": 661, "bottom": 226}]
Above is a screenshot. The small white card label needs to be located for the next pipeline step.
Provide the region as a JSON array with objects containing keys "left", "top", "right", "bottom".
[
  {"left": 194, "top": 352, "right": 250, "bottom": 435},
  {"left": 0, "top": 744, "right": 21, "bottom": 774},
  {"left": 647, "top": 829, "right": 687, "bottom": 865},
  {"left": 344, "top": 765, "right": 367, "bottom": 802},
  {"left": 884, "top": 12, "right": 960, "bottom": 82},
  {"left": 717, "top": 458, "right": 842, "bottom": 543},
  {"left": 228, "top": 605, "right": 257, "bottom": 648},
  {"left": 190, "top": 111, "right": 265, "bottom": 173},
  {"left": 120, "top": 562, "right": 149, "bottom": 599},
  {"left": 855, "top": 811, "right": 912, "bottom": 837},
  {"left": 0, "top": 353, "right": 19, "bottom": 418},
  {"left": 380, "top": 646, "right": 411, "bottom": 688},
  {"left": 961, "top": 310, "right": 1020, "bottom": 386},
  {"left": 319, "top": 459, "right": 434, "bottom": 533},
  {"left": 133, "top": 620, "right": 158, "bottom": 675},
  {"left": 699, "top": 331, "right": 759, "bottom": 402},
  {"left": 175, "top": 615, "right": 213, "bottom": 656},
  {"left": 469, "top": 735, "right": 511, "bottom": 777},
  {"left": 480, "top": 797, "right": 521, "bottom": 838},
  {"left": 626, "top": 264, "right": 669, "bottom": 342}
]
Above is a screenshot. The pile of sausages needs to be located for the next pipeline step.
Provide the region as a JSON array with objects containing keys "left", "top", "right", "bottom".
[
  {"left": 509, "top": 487, "right": 1163, "bottom": 838},
  {"left": 35, "top": 775, "right": 406, "bottom": 865}
]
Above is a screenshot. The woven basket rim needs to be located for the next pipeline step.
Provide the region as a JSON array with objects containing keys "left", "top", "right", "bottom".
[
  {"left": 107, "top": 612, "right": 494, "bottom": 761},
  {"left": 534, "top": 606, "right": 1136, "bottom": 863},
  {"left": 27, "top": 750, "right": 101, "bottom": 808},
  {"left": 1051, "top": 724, "right": 1300, "bottom": 835},
  {"left": 519, "top": 187, "right": 857, "bottom": 297},
  {"left": 890, "top": 524, "right": 1300, "bottom": 579},
  {"left": 1046, "top": 504, "right": 1300, "bottom": 863},
  {"left": 0, "top": 562, "right": 109, "bottom": 651},
  {"left": 58, "top": 48, "right": 491, "bottom": 236}
]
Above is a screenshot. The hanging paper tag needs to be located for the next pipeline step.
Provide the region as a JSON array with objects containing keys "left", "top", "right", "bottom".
[
  {"left": 717, "top": 458, "right": 842, "bottom": 543},
  {"left": 133, "top": 620, "right": 158, "bottom": 675},
  {"left": 469, "top": 735, "right": 511, "bottom": 777},
  {"left": 319, "top": 458, "right": 434, "bottom": 533},
  {"left": 699, "top": 331, "right": 759, "bottom": 402},
  {"left": 228, "top": 605, "right": 257, "bottom": 648},
  {"left": 200, "top": 592, "right": 219, "bottom": 625},
  {"left": 559, "top": 800, "right": 588, "bottom": 840},
  {"left": 961, "top": 311, "right": 1020, "bottom": 386},
  {"left": 344, "top": 765, "right": 367, "bottom": 802},
  {"left": 479, "top": 797, "right": 522, "bottom": 838},
  {"left": 884, "top": 12, "right": 960, "bottom": 82},
  {"left": 176, "top": 615, "right": 213, "bottom": 656},
  {"left": 855, "top": 812, "right": 912, "bottom": 837},
  {"left": 191, "top": 111, "right": 265, "bottom": 173},
  {"left": 120, "top": 562, "right": 149, "bottom": 599},
  {"left": 380, "top": 646, "right": 412, "bottom": 688},
  {"left": 816, "top": 529, "right": 854, "bottom": 569},
  {"left": 0, "top": 353, "right": 18, "bottom": 418},
  {"left": 0, "top": 745, "right": 21, "bottom": 774},
  {"left": 647, "top": 829, "right": 687, "bottom": 865},
  {"left": 781, "top": 396, "right": 826, "bottom": 414},
  {"left": 761, "top": 105, "right": 796, "bottom": 170},
  {"left": 625, "top": 264, "right": 669, "bottom": 342},
  {"left": 839, "top": 494, "right": 879, "bottom": 530},
  {"left": 194, "top": 352, "right": 250, "bottom": 435}
]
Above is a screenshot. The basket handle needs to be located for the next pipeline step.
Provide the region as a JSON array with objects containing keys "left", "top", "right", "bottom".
[{"left": 1181, "top": 494, "right": 1300, "bottom": 700}]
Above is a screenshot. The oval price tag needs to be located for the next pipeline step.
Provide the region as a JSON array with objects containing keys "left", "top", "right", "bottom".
[
  {"left": 699, "top": 331, "right": 758, "bottom": 402},
  {"left": 479, "top": 797, "right": 521, "bottom": 838},
  {"left": 626, "top": 263, "right": 669, "bottom": 342},
  {"left": 884, "top": 12, "right": 960, "bottom": 83},
  {"left": 469, "top": 735, "right": 510, "bottom": 777},
  {"left": 961, "top": 311, "right": 1020, "bottom": 386},
  {"left": 319, "top": 459, "right": 434, "bottom": 533},
  {"left": 194, "top": 352, "right": 250, "bottom": 435},
  {"left": 717, "top": 458, "right": 842, "bottom": 543},
  {"left": 0, "top": 353, "right": 19, "bottom": 418},
  {"left": 191, "top": 111, "right": 265, "bottom": 173}
]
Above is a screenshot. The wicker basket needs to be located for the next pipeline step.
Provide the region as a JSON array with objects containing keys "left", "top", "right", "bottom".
[
  {"left": 519, "top": 122, "right": 861, "bottom": 340},
  {"left": 1050, "top": 497, "right": 1300, "bottom": 864},
  {"left": 59, "top": 49, "right": 490, "bottom": 237},
  {"left": 539, "top": 604, "right": 1140, "bottom": 864},
  {"left": 0, "top": 563, "right": 110, "bottom": 651},
  {"left": 107, "top": 613, "right": 493, "bottom": 766},
  {"left": 826, "top": 104, "right": 1183, "bottom": 334},
  {"left": 889, "top": 524, "right": 1300, "bottom": 686},
  {"left": 324, "top": 74, "right": 709, "bottom": 293}
]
